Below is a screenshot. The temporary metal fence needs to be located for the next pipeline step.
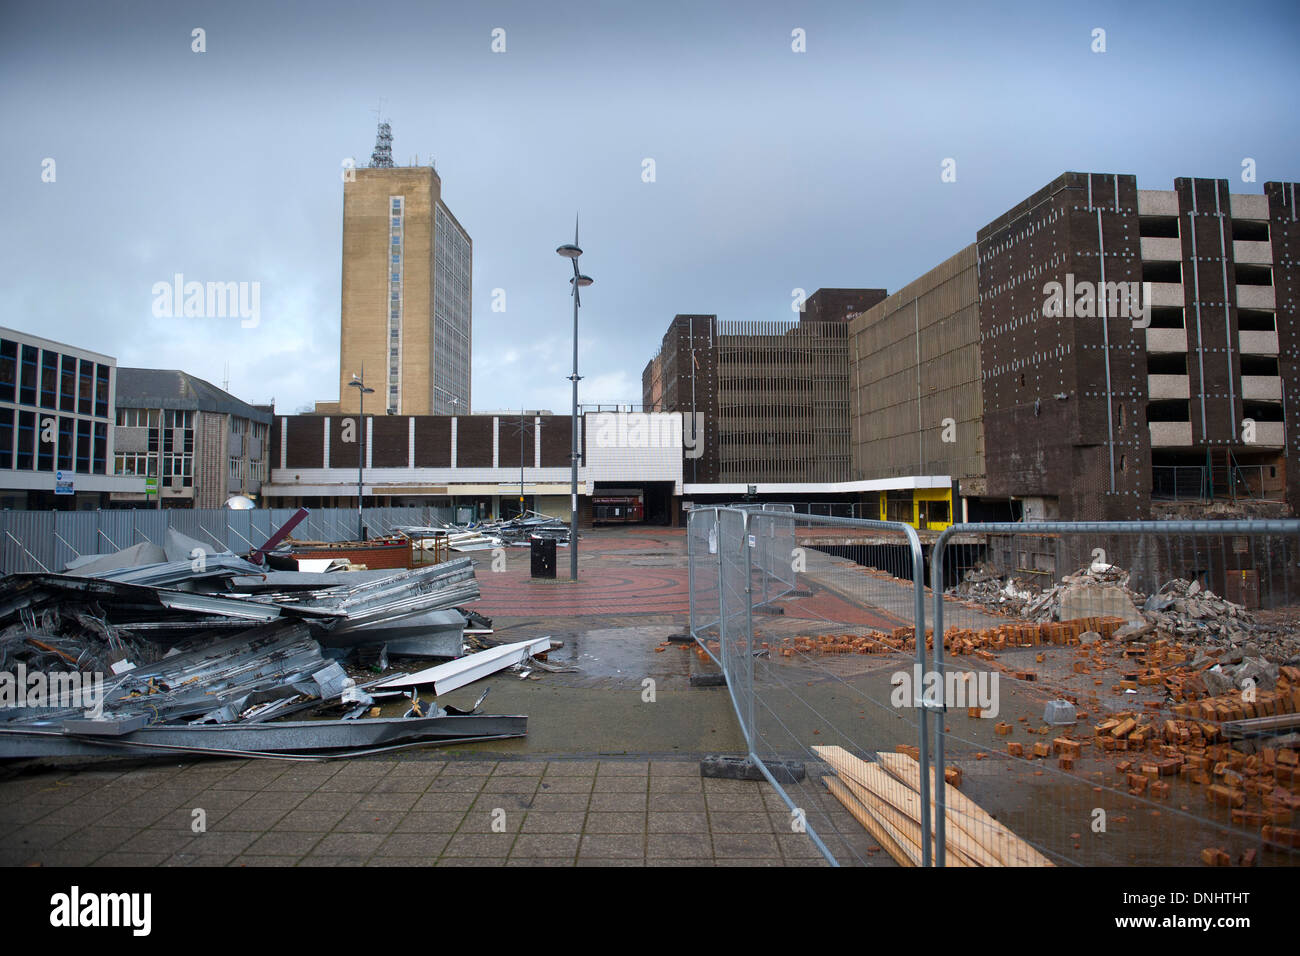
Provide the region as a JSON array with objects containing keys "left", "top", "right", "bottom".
[
  {"left": 689, "top": 508, "right": 1300, "bottom": 867},
  {"left": 928, "top": 519, "right": 1300, "bottom": 868},
  {"left": 688, "top": 506, "right": 934, "bottom": 866},
  {"left": 0, "top": 505, "right": 455, "bottom": 574}
]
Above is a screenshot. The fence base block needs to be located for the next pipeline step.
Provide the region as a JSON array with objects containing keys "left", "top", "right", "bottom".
[
  {"left": 701, "top": 754, "right": 806, "bottom": 784},
  {"left": 689, "top": 672, "right": 726, "bottom": 687}
]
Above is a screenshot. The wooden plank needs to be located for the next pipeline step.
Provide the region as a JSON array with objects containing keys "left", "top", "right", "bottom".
[
  {"left": 833, "top": 768, "right": 964, "bottom": 866},
  {"left": 875, "top": 751, "right": 1053, "bottom": 867},
  {"left": 874, "top": 750, "right": 1031, "bottom": 867},
  {"left": 822, "top": 776, "right": 916, "bottom": 867},
  {"left": 815, "top": 746, "right": 986, "bottom": 866}
]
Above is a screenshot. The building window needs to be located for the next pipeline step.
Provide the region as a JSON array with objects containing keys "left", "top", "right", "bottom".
[
  {"left": 94, "top": 364, "right": 110, "bottom": 418},
  {"left": 77, "top": 359, "right": 93, "bottom": 415},
  {"left": 0, "top": 339, "right": 16, "bottom": 403},
  {"left": 115, "top": 452, "right": 156, "bottom": 477},
  {"left": 16, "top": 410, "right": 35, "bottom": 470},
  {"left": 0, "top": 408, "right": 13, "bottom": 469},
  {"left": 93, "top": 421, "right": 106, "bottom": 474},
  {"left": 37, "top": 414, "right": 53, "bottom": 472},
  {"left": 40, "top": 351, "right": 58, "bottom": 409},
  {"left": 58, "top": 417, "right": 74, "bottom": 471},
  {"left": 20, "top": 345, "right": 38, "bottom": 406},
  {"left": 76, "top": 418, "right": 91, "bottom": 473},
  {"left": 59, "top": 355, "right": 76, "bottom": 412}
]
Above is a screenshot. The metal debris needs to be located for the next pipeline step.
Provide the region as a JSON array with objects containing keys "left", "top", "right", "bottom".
[{"left": 0, "top": 526, "right": 553, "bottom": 763}]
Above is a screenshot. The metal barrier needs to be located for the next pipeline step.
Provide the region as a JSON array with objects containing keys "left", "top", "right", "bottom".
[
  {"left": 0, "top": 505, "right": 455, "bottom": 574},
  {"left": 688, "top": 506, "right": 934, "bottom": 865},
  {"left": 1151, "top": 466, "right": 1208, "bottom": 500},
  {"left": 929, "top": 519, "right": 1300, "bottom": 867},
  {"left": 687, "top": 508, "right": 721, "bottom": 651}
]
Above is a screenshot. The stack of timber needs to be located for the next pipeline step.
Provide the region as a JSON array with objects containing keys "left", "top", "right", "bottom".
[{"left": 814, "top": 745, "right": 1052, "bottom": 867}]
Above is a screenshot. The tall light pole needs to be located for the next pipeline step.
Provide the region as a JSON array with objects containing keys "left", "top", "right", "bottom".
[
  {"left": 348, "top": 374, "right": 375, "bottom": 539},
  {"left": 557, "top": 220, "right": 592, "bottom": 581}
]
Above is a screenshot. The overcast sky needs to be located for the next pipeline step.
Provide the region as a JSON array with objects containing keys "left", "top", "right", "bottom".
[{"left": 3, "top": 0, "right": 1298, "bottom": 416}]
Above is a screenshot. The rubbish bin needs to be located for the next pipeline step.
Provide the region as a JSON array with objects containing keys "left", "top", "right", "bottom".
[{"left": 530, "top": 535, "right": 556, "bottom": 579}]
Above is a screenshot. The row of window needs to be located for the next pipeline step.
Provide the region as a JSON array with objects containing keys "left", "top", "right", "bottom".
[
  {"left": 115, "top": 452, "right": 265, "bottom": 485},
  {"left": 114, "top": 452, "right": 193, "bottom": 486},
  {"left": 0, "top": 409, "right": 107, "bottom": 474},
  {"left": 389, "top": 196, "right": 405, "bottom": 412},
  {"left": 0, "top": 340, "right": 111, "bottom": 418}
]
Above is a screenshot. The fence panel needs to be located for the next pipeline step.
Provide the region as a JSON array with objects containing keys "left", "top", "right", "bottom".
[
  {"left": 691, "top": 507, "right": 933, "bottom": 866},
  {"left": 929, "top": 519, "right": 1300, "bottom": 867},
  {"left": 687, "top": 508, "right": 720, "bottom": 647}
]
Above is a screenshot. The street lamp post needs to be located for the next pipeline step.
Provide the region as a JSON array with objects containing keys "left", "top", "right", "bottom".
[
  {"left": 348, "top": 374, "right": 375, "bottom": 540},
  {"left": 557, "top": 221, "right": 592, "bottom": 581}
]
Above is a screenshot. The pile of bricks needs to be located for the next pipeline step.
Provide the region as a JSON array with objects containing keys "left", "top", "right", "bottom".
[
  {"left": 943, "top": 617, "right": 1127, "bottom": 658},
  {"left": 1000, "top": 671, "right": 1300, "bottom": 856},
  {"left": 778, "top": 631, "right": 899, "bottom": 657}
]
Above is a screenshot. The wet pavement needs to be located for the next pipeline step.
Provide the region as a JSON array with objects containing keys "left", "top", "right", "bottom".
[{"left": 0, "top": 525, "right": 1261, "bottom": 867}]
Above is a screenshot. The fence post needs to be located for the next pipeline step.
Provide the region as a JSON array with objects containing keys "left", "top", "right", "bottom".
[
  {"left": 716, "top": 510, "right": 726, "bottom": 683},
  {"left": 743, "top": 510, "right": 756, "bottom": 749},
  {"left": 913, "top": 527, "right": 933, "bottom": 867}
]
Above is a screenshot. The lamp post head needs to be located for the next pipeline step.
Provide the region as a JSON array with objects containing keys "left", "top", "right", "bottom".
[
  {"left": 571, "top": 274, "right": 594, "bottom": 288},
  {"left": 556, "top": 244, "right": 582, "bottom": 259}
]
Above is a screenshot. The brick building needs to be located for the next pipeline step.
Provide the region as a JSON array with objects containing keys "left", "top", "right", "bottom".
[
  {"left": 318, "top": 122, "right": 472, "bottom": 417},
  {"left": 850, "top": 171, "right": 1300, "bottom": 522}
]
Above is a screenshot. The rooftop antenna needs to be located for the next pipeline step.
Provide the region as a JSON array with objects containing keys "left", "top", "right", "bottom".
[
  {"left": 222, "top": 361, "right": 229, "bottom": 392},
  {"left": 369, "top": 99, "right": 393, "bottom": 168}
]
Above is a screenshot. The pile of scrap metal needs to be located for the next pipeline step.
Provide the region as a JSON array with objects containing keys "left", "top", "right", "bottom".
[
  {"left": 0, "top": 528, "right": 555, "bottom": 761},
  {"left": 395, "top": 510, "right": 572, "bottom": 553}
]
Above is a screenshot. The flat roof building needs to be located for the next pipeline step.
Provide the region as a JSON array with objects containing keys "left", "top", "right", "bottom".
[
  {"left": 0, "top": 327, "right": 144, "bottom": 509},
  {"left": 322, "top": 122, "right": 472, "bottom": 417}
]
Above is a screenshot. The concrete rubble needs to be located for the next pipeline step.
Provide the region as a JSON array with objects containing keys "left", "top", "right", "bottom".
[{"left": 952, "top": 560, "right": 1300, "bottom": 662}]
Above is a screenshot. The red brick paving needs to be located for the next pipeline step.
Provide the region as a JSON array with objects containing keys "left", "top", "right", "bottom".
[
  {"left": 777, "top": 590, "right": 906, "bottom": 631},
  {"left": 475, "top": 566, "right": 690, "bottom": 616}
]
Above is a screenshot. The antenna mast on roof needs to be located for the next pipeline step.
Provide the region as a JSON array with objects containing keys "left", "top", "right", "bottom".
[{"left": 369, "top": 100, "right": 394, "bottom": 168}]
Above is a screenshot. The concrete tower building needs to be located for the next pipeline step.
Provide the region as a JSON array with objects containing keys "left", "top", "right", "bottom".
[{"left": 328, "top": 122, "right": 472, "bottom": 417}]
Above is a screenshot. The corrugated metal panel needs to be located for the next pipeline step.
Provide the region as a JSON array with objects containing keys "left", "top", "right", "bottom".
[{"left": 0, "top": 505, "right": 461, "bottom": 574}]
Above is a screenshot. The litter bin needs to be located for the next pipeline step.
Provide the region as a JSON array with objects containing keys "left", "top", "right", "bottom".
[{"left": 530, "top": 535, "right": 556, "bottom": 579}]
